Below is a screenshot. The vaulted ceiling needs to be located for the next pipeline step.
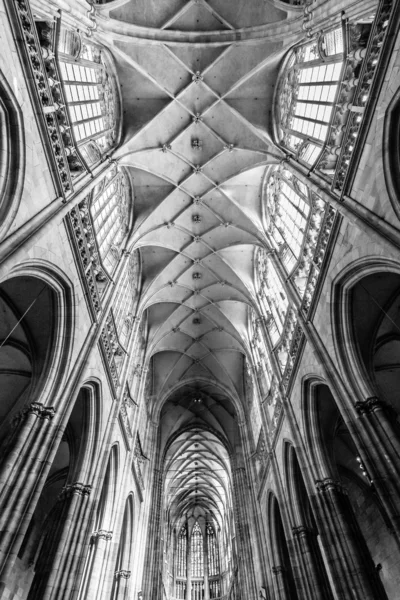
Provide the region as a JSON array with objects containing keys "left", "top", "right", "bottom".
[{"left": 95, "top": 0, "right": 300, "bottom": 525}]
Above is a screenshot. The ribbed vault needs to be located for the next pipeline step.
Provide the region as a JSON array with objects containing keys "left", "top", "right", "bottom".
[{"left": 94, "top": 0, "right": 296, "bottom": 584}]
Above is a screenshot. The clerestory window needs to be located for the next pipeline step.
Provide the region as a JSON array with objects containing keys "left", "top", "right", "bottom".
[
  {"left": 265, "top": 167, "right": 311, "bottom": 273},
  {"left": 90, "top": 167, "right": 130, "bottom": 275},
  {"left": 58, "top": 32, "right": 119, "bottom": 166},
  {"left": 112, "top": 253, "right": 139, "bottom": 347},
  {"left": 276, "top": 27, "right": 344, "bottom": 167},
  {"left": 256, "top": 249, "right": 289, "bottom": 346}
]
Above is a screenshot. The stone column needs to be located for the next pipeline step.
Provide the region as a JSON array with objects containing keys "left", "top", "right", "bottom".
[
  {"left": 84, "top": 530, "right": 113, "bottom": 600},
  {"left": 268, "top": 250, "right": 400, "bottom": 543},
  {"left": 185, "top": 532, "right": 191, "bottom": 600},
  {"left": 355, "top": 397, "right": 400, "bottom": 537},
  {"left": 0, "top": 402, "right": 55, "bottom": 577},
  {"left": 28, "top": 482, "right": 92, "bottom": 600},
  {"left": 203, "top": 531, "right": 209, "bottom": 600},
  {"left": 142, "top": 468, "right": 163, "bottom": 600},
  {"left": 114, "top": 569, "right": 131, "bottom": 599},
  {"left": 291, "top": 526, "right": 333, "bottom": 600},
  {"left": 271, "top": 565, "right": 291, "bottom": 600},
  {"left": 232, "top": 466, "right": 258, "bottom": 600},
  {"left": 311, "top": 478, "right": 388, "bottom": 600}
]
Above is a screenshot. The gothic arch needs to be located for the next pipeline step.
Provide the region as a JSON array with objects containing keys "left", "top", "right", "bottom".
[
  {"left": 0, "top": 68, "right": 25, "bottom": 239},
  {"left": 383, "top": 85, "right": 400, "bottom": 220},
  {"left": 331, "top": 256, "right": 400, "bottom": 409},
  {"left": 0, "top": 261, "right": 74, "bottom": 444},
  {"left": 266, "top": 492, "right": 299, "bottom": 599}
]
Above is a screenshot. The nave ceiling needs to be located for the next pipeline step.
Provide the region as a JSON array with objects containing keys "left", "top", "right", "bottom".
[{"left": 94, "top": 0, "right": 300, "bottom": 525}]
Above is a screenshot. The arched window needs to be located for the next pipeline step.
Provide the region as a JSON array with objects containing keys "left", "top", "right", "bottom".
[
  {"left": 250, "top": 311, "right": 273, "bottom": 396},
  {"left": 256, "top": 249, "right": 289, "bottom": 346},
  {"left": 191, "top": 522, "right": 204, "bottom": 577},
  {"left": 90, "top": 166, "right": 131, "bottom": 275},
  {"left": 112, "top": 253, "right": 139, "bottom": 347},
  {"left": 207, "top": 524, "right": 219, "bottom": 576},
  {"left": 276, "top": 27, "right": 344, "bottom": 166},
  {"left": 58, "top": 32, "right": 120, "bottom": 166},
  {"left": 177, "top": 525, "right": 187, "bottom": 578},
  {"left": 265, "top": 166, "right": 311, "bottom": 273}
]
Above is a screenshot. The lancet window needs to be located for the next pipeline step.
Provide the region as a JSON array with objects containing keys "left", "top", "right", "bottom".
[
  {"left": 90, "top": 167, "right": 130, "bottom": 275},
  {"left": 256, "top": 249, "right": 289, "bottom": 346},
  {"left": 265, "top": 166, "right": 311, "bottom": 273},
  {"left": 277, "top": 27, "right": 344, "bottom": 166},
  {"left": 207, "top": 524, "right": 219, "bottom": 576},
  {"left": 177, "top": 525, "right": 187, "bottom": 578},
  {"left": 58, "top": 32, "right": 119, "bottom": 165},
  {"left": 191, "top": 523, "right": 204, "bottom": 578}
]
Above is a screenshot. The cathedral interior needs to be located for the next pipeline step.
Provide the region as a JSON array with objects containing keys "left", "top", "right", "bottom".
[{"left": 0, "top": 0, "right": 400, "bottom": 598}]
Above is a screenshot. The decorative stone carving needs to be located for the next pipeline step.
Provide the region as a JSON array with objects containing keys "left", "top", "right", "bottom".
[
  {"left": 59, "top": 483, "right": 91, "bottom": 501},
  {"left": 192, "top": 113, "right": 202, "bottom": 124},
  {"left": 355, "top": 396, "right": 385, "bottom": 414},
  {"left": 192, "top": 71, "right": 203, "bottom": 84},
  {"left": 115, "top": 570, "right": 131, "bottom": 579},
  {"left": 91, "top": 530, "right": 113, "bottom": 542},
  {"left": 315, "top": 478, "right": 347, "bottom": 494},
  {"left": 11, "top": 0, "right": 76, "bottom": 196},
  {"left": 192, "top": 139, "right": 202, "bottom": 151},
  {"left": 192, "top": 214, "right": 202, "bottom": 223}
]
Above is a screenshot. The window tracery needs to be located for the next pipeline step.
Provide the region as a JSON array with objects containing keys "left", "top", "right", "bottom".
[
  {"left": 207, "top": 524, "right": 219, "bottom": 577},
  {"left": 277, "top": 27, "right": 344, "bottom": 167},
  {"left": 90, "top": 166, "right": 130, "bottom": 275},
  {"left": 191, "top": 522, "right": 204, "bottom": 578},
  {"left": 265, "top": 168, "right": 310, "bottom": 273},
  {"left": 177, "top": 525, "right": 187, "bottom": 578},
  {"left": 113, "top": 253, "right": 139, "bottom": 347},
  {"left": 256, "top": 249, "right": 289, "bottom": 346},
  {"left": 58, "top": 33, "right": 119, "bottom": 165}
]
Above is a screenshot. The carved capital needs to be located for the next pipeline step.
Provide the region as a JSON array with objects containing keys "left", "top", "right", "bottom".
[
  {"left": 292, "top": 525, "right": 315, "bottom": 538},
  {"left": 91, "top": 530, "right": 113, "bottom": 542},
  {"left": 25, "top": 402, "right": 56, "bottom": 420},
  {"left": 355, "top": 396, "right": 385, "bottom": 415},
  {"left": 59, "top": 482, "right": 91, "bottom": 500},
  {"left": 315, "top": 477, "right": 347, "bottom": 495},
  {"left": 272, "top": 565, "right": 285, "bottom": 574},
  {"left": 115, "top": 570, "right": 131, "bottom": 579}
]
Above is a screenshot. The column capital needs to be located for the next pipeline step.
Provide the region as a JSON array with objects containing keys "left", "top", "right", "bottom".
[
  {"left": 91, "top": 529, "right": 113, "bottom": 542},
  {"left": 25, "top": 402, "right": 56, "bottom": 420},
  {"left": 292, "top": 525, "right": 315, "bottom": 537},
  {"left": 355, "top": 396, "right": 385, "bottom": 415},
  {"left": 115, "top": 570, "right": 131, "bottom": 579},
  {"left": 59, "top": 482, "right": 92, "bottom": 500},
  {"left": 315, "top": 477, "right": 347, "bottom": 495},
  {"left": 272, "top": 565, "right": 285, "bottom": 574}
]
